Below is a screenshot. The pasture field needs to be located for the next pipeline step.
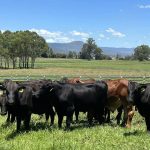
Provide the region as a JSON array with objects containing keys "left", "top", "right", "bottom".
[
  {"left": 0, "top": 58, "right": 150, "bottom": 150},
  {"left": 0, "top": 112, "right": 149, "bottom": 150},
  {"left": 0, "top": 58, "right": 150, "bottom": 81}
]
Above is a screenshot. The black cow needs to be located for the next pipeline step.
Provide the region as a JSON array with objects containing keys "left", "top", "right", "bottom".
[
  {"left": 128, "top": 81, "right": 150, "bottom": 132},
  {"left": 22, "top": 80, "right": 55, "bottom": 125},
  {"left": 0, "top": 79, "right": 55, "bottom": 131},
  {"left": 0, "top": 80, "right": 32, "bottom": 131},
  {"left": 37, "top": 81, "right": 108, "bottom": 129}
]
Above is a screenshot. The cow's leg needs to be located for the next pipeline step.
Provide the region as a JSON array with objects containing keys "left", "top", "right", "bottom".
[
  {"left": 24, "top": 114, "right": 31, "bottom": 130},
  {"left": 104, "top": 108, "right": 110, "bottom": 123},
  {"left": 97, "top": 107, "right": 105, "bottom": 124},
  {"left": 16, "top": 115, "right": 21, "bottom": 131},
  {"left": 49, "top": 107, "right": 55, "bottom": 126},
  {"left": 121, "top": 105, "right": 128, "bottom": 127},
  {"left": 87, "top": 110, "right": 94, "bottom": 126},
  {"left": 10, "top": 113, "right": 15, "bottom": 123},
  {"left": 75, "top": 110, "right": 79, "bottom": 122},
  {"left": 126, "top": 106, "right": 134, "bottom": 128},
  {"left": 116, "top": 106, "right": 123, "bottom": 125},
  {"left": 58, "top": 114, "right": 63, "bottom": 128},
  {"left": 45, "top": 113, "right": 49, "bottom": 122},
  {"left": 145, "top": 117, "right": 150, "bottom": 132},
  {"left": 6, "top": 112, "right": 10, "bottom": 122},
  {"left": 66, "top": 106, "right": 74, "bottom": 129}
]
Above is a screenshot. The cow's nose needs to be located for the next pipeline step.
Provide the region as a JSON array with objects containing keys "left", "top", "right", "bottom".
[{"left": 8, "top": 100, "right": 15, "bottom": 105}]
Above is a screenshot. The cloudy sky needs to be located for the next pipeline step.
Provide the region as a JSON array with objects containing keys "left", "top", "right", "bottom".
[{"left": 0, "top": 0, "right": 150, "bottom": 47}]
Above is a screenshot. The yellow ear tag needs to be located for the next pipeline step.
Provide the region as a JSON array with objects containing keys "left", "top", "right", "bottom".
[
  {"left": 0, "top": 90, "right": 3, "bottom": 95},
  {"left": 19, "top": 89, "right": 24, "bottom": 93},
  {"left": 141, "top": 88, "right": 145, "bottom": 93},
  {"left": 50, "top": 88, "right": 53, "bottom": 92}
]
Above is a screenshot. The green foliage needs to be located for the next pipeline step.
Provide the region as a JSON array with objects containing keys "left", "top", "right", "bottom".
[
  {"left": 0, "top": 30, "right": 49, "bottom": 69},
  {"left": 67, "top": 51, "right": 78, "bottom": 58},
  {"left": 134, "top": 45, "right": 150, "bottom": 61},
  {"left": 94, "top": 47, "right": 103, "bottom": 60},
  {"left": 80, "top": 38, "right": 103, "bottom": 60}
]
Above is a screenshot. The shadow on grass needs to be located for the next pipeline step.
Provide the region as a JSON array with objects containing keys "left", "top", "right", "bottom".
[
  {"left": 123, "top": 130, "right": 143, "bottom": 136},
  {"left": 66, "top": 119, "right": 108, "bottom": 131},
  {"left": 5, "top": 122, "right": 53, "bottom": 141},
  {"left": 1, "top": 122, "right": 14, "bottom": 128},
  {"left": 5, "top": 130, "right": 21, "bottom": 141}
]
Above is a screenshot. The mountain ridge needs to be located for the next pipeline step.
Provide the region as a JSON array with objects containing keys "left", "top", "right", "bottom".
[{"left": 48, "top": 41, "right": 134, "bottom": 56}]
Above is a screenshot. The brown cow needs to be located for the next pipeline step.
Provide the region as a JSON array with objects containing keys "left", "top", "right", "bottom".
[
  {"left": 105, "top": 79, "right": 134, "bottom": 128},
  {"left": 61, "top": 77, "right": 95, "bottom": 84}
]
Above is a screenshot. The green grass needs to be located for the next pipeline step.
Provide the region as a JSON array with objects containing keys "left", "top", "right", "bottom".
[
  {"left": 0, "top": 58, "right": 150, "bottom": 149},
  {"left": 0, "top": 112, "right": 149, "bottom": 150},
  {"left": 0, "top": 58, "right": 150, "bottom": 81}
]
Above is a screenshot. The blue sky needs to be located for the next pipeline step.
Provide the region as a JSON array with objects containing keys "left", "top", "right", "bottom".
[{"left": 0, "top": 0, "right": 150, "bottom": 47}]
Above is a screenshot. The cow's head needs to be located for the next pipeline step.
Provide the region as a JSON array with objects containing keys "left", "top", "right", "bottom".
[
  {"left": 127, "top": 81, "right": 140, "bottom": 104},
  {"left": 134, "top": 84, "right": 149, "bottom": 104},
  {"left": 32, "top": 81, "right": 55, "bottom": 98},
  {"left": 0, "top": 80, "right": 26, "bottom": 105}
]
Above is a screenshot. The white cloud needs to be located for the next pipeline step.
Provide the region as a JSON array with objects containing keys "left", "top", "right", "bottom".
[
  {"left": 99, "top": 34, "right": 105, "bottom": 38},
  {"left": 29, "top": 28, "right": 73, "bottom": 43},
  {"left": 70, "top": 30, "right": 90, "bottom": 42},
  {"left": 70, "top": 30, "right": 89, "bottom": 37},
  {"left": 98, "top": 34, "right": 106, "bottom": 41},
  {"left": 138, "top": 5, "right": 150, "bottom": 9},
  {"left": 106, "top": 28, "right": 126, "bottom": 38}
]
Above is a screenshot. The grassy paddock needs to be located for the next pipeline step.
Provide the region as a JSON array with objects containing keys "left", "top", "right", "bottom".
[
  {"left": 0, "top": 58, "right": 150, "bottom": 81},
  {"left": 0, "top": 112, "right": 149, "bottom": 150},
  {"left": 0, "top": 58, "right": 150, "bottom": 149}
]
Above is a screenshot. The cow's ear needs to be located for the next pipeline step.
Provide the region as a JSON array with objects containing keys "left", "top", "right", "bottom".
[{"left": 0, "top": 85, "right": 6, "bottom": 91}]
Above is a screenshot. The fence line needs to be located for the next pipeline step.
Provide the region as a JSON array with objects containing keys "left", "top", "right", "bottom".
[{"left": 0, "top": 75, "right": 150, "bottom": 83}]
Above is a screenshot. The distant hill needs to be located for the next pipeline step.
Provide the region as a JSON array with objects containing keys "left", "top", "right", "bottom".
[
  {"left": 48, "top": 41, "right": 134, "bottom": 56},
  {"left": 101, "top": 47, "right": 134, "bottom": 57},
  {"left": 48, "top": 41, "right": 84, "bottom": 54}
]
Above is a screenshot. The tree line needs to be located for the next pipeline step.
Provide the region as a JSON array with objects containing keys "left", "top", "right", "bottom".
[{"left": 0, "top": 30, "right": 49, "bottom": 69}]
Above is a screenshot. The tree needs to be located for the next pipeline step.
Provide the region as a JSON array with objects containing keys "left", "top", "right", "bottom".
[
  {"left": 134, "top": 45, "right": 150, "bottom": 61},
  {"left": 94, "top": 47, "right": 103, "bottom": 60},
  {"left": 48, "top": 48, "right": 54, "bottom": 58},
  {"left": 3, "top": 31, "right": 17, "bottom": 69},
  {"left": 80, "top": 38, "right": 96, "bottom": 60},
  {"left": 67, "top": 51, "right": 77, "bottom": 58},
  {"left": 0, "top": 30, "right": 49, "bottom": 69},
  {"left": 80, "top": 38, "right": 102, "bottom": 60}
]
